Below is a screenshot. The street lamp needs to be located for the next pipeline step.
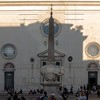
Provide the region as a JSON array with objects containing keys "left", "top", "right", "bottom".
[
  {"left": 68, "top": 56, "right": 73, "bottom": 86},
  {"left": 30, "top": 57, "right": 34, "bottom": 82}
]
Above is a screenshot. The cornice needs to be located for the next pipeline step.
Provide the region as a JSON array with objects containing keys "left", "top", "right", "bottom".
[{"left": 0, "top": 1, "right": 100, "bottom": 6}]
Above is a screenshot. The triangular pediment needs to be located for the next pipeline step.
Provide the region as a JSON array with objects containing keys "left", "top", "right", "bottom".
[{"left": 37, "top": 49, "right": 65, "bottom": 57}]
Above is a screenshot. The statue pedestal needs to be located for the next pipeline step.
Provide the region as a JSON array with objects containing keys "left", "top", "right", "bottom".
[
  {"left": 40, "top": 63, "right": 64, "bottom": 95},
  {"left": 41, "top": 82, "right": 61, "bottom": 95}
]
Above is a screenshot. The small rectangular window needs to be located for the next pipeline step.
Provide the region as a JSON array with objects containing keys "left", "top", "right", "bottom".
[
  {"left": 43, "top": 62, "right": 46, "bottom": 66},
  {"left": 56, "top": 62, "right": 60, "bottom": 66},
  {"left": 57, "top": 76, "right": 60, "bottom": 82}
]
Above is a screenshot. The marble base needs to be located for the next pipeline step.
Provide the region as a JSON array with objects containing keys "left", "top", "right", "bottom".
[{"left": 41, "top": 82, "right": 61, "bottom": 95}]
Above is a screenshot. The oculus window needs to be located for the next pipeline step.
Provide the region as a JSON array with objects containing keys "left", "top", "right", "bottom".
[
  {"left": 1, "top": 44, "right": 17, "bottom": 59},
  {"left": 85, "top": 42, "right": 100, "bottom": 58},
  {"left": 41, "top": 18, "right": 61, "bottom": 36}
]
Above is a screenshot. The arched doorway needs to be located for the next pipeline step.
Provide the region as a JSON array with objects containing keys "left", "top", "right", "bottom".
[
  {"left": 87, "top": 62, "right": 98, "bottom": 89},
  {"left": 4, "top": 63, "right": 15, "bottom": 90}
]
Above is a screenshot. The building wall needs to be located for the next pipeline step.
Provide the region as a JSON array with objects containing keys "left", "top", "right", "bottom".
[{"left": 0, "top": 1, "right": 99, "bottom": 92}]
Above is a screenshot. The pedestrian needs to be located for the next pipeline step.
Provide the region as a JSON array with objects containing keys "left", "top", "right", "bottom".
[
  {"left": 19, "top": 89, "right": 23, "bottom": 94},
  {"left": 61, "top": 93, "right": 67, "bottom": 100},
  {"left": 49, "top": 93, "right": 57, "bottom": 100},
  {"left": 7, "top": 96, "right": 11, "bottom": 100},
  {"left": 85, "top": 90, "right": 89, "bottom": 100},
  {"left": 78, "top": 91, "right": 87, "bottom": 100},
  {"left": 97, "top": 88, "right": 100, "bottom": 97},
  {"left": 21, "top": 96, "right": 26, "bottom": 100},
  {"left": 41, "top": 91, "right": 48, "bottom": 100},
  {"left": 70, "top": 85, "right": 73, "bottom": 94},
  {"left": 7, "top": 93, "right": 12, "bottom": 100},
  {"left": 13, "top": 92, "right": 18, "bottom": 100}
]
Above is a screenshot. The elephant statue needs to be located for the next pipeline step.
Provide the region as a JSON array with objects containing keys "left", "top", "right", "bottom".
[{"left": 40, "top": 63, "right": 64, "bottom": 81}]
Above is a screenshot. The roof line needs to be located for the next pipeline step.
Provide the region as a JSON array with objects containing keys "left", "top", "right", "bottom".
[{"left": 0, "top": 1, "right": 100, "bottom": 6}]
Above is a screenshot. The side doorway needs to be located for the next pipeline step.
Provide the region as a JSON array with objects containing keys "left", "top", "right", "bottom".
[
  {"left": 4, "top": 63, "right": 15, "bottom": 90},
  {"left": 88, "top": 71, "right": 97, "bottom": 89},
  {"left": 5, "top": 72, "right": 14, "bottom": 90}
]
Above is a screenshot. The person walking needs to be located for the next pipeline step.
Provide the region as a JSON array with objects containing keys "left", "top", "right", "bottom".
[
  {"left": 7, "top": 96, "right": 11, "bottom": 100},
  {"left": 49, "top": 93, "right": 57, "bottom": 100},
  {"left": 21, "top": 96, "right": 26, "bottom": 100},
  {"left": 77, "top": 91, "right": 87, "bottom": 100},
  {"left": 85, "top": 90, "right": 89, "bottom": 100},
  {"left": 41, "top": 91, "right": 48, "bottom": 100}
]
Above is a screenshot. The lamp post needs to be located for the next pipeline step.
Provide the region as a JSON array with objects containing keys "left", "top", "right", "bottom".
[
  {"left": 30, "top": 57, "right": 34, "bottom": 82},
  {"left": 68, "top": 56, "right": 73, "bottom": 86}
]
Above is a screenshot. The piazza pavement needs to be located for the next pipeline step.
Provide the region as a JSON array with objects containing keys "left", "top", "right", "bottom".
[{"left": 68, "top": 93, "right": 100, "bottom": 100}]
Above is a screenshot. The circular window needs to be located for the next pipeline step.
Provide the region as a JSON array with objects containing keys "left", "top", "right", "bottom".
[
  {"left": 85, "top": 42, "right": 100, "bottom": 58},
  {"left": 41, "top": 18, "right": 61, "bottom": 36},
  {"left": 1, "top": 44, "right": 17, "bottom": 59}
]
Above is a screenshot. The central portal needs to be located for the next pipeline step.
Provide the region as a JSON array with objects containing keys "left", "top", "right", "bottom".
[{"left": 88, "top": 71, "right": 97, "bottom": 88}]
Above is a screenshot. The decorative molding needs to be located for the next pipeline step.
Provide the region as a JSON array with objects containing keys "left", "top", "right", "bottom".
[
  {"left": 0, "top": 1, "right": 100, "bottom": 6},
  {"left": 37, "top": 49, "right": 65, "bottom": 57}
]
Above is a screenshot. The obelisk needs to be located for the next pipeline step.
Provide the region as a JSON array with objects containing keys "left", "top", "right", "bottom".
[
  {"left": 48, "top": 6, "right": 55, "bottom": 63},
  {"left": 40, "top": 5, "right": 64, "bottom": 94}
]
